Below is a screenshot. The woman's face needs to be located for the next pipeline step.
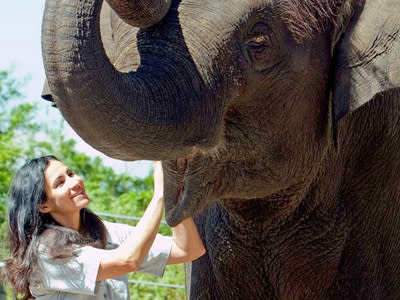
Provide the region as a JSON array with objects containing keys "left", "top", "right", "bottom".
[{"left": 40, "top": 160, "right": 90, "bottom": 224}]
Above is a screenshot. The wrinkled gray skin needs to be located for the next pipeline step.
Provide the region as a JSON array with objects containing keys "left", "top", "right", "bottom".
[{"left": 42, "top": 0, "right": 400, "bottom": 298}]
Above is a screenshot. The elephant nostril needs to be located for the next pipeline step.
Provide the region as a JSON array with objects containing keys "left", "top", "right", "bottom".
[
  {"left": 177, "top": 157, "right": 188, "bottom": 171},
  {"left": 178, "top": 183, "right": 185, "bottom": 203}
]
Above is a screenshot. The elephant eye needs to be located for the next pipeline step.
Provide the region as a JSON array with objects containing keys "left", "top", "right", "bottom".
[
  {"left": 243, "top": 23, "right": 281, "bottom": 72},
  {"left": 249, "top": 36, "right": 268, "bottom": 44},
  {"left": 247, "top": 36, "right": 270, "bottom": 57}
]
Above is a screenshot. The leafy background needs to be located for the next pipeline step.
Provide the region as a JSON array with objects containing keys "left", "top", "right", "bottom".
[{"left": 0, "top": 70, "right": 186, "bottom": 299}]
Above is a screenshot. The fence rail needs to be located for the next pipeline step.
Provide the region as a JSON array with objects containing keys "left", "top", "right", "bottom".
[
  {"left": 129, "top": 280, "right": 184, "bottom": 289},
  {"left": 95, "top": 212, "right": 168, "bottom": 225}
]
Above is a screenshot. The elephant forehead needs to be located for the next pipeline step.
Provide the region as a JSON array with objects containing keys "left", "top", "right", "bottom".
[
  {"left": 176, "top": 0, "right": 276, "bottom": 40},
  {"left": 170, "top": 0, "right": 278, "bottom": 80}
]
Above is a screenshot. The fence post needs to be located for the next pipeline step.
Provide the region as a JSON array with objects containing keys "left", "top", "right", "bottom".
[
  {"left": 0, "top": 284, "right": 6, "bottom": 300},
  {"left": 0, "top": 262, "right": 5, "bottom": 300},
  {"left": 185, "top": 262, "right": 192, "bottom": 300}
]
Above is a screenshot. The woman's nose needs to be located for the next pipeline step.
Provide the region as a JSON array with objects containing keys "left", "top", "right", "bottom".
[{"left": 70, "top": 176, "right": 82, "bottom": 190}]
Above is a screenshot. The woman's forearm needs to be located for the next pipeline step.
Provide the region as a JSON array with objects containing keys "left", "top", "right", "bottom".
[
  {"left": 96, "top": 195, "right": 164, "bottom": 281},
  {"left": 167, "top": 217, "right": 206, "bottom": 265},
  {"left": 119, "top": 194, "right": 164, "bottom": 266}
]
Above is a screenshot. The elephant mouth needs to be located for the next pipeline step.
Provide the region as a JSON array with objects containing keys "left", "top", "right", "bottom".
[{"left": 164, "top": 157, "right": 207, "bottom": 226}]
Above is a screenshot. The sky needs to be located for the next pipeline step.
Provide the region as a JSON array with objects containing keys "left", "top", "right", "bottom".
[{"left": 0, "top": 0, "right": 152, "bottom": 177}]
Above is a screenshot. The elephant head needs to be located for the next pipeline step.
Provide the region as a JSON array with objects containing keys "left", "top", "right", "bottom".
[{"left": 42, "top": 0, "right": 400, "bottom": 226}]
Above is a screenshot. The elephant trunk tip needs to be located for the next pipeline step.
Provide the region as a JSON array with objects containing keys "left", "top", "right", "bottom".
[{"left": 105, "top": 0, "right": 172, "bottom": 28}]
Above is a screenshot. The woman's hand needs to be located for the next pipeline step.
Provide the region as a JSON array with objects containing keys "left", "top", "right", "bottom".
[{"left": 153, "top": 161, "right": 164, "bottom": 199}]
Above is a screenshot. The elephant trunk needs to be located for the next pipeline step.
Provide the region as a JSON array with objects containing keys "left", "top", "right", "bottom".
[
  {"left": 42, "top": 0, "right": 221, "bottom": 160},
  {"left": 105, "top": 0, "right": 172, "bottom": 28}
]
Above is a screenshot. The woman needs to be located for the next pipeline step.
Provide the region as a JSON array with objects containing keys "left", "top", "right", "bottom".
[{"left": 5, "top": 155, "right": 205, "bottom": 300}]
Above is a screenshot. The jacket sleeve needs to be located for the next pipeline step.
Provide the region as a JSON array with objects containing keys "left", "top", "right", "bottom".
[{"left": 137, "top": 233, "right": 172, "bottom": 277}]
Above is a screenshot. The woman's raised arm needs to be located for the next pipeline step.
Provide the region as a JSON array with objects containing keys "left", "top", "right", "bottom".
[{"left": 96, "top": 161, "right": 165, "bottom": 281}]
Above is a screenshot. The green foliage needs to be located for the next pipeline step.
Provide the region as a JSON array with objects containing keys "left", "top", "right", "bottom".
[
  {"left": 0, "top": 70, "right": 186, "bottom": 299},
  {"left": 0, "top": 69, "right": 24, "bottom": 103},
  {"left": 0, "top": 70, "right": 40, "bottom": 252}
]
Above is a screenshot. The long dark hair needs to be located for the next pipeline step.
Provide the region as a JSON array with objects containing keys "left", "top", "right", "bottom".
[{"left": 5, "top": 156, "right": 107, "bottom": 300}]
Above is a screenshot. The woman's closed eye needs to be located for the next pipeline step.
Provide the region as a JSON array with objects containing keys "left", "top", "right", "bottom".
[{"left": 54, "top": 177, "right": 65, "bottom": 188}]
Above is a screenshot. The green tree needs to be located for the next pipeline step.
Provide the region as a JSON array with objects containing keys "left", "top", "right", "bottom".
[
  {"left": 0, "top": 70, "right": 185, "bottom": 299},
  {"left": 0, "top": 70, "right": 39, "bottom": 250},
  {"left": 0, "top": 69, "right": 24, "bottom": 103}
]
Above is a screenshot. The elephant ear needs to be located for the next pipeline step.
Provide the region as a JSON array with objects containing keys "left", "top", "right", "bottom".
[{"left": 333, "top": 0, "right": 400, "bottom": 121}]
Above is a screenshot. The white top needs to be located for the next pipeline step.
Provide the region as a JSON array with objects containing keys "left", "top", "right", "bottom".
[{"left": 30, "top": 221, "right": 172, "bottom": 300}]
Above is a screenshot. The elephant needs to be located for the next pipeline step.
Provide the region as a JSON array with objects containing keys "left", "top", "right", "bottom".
[{"left": 41, "top": 0, "right": 400, "bottom": 299}]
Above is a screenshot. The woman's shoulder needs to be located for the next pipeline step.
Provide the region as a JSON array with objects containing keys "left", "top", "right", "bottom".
[
  {"left": 103, "top": 220, "right": 135, "bottom": 246},
  {"left": 103, "top": 220, "right": 135, "bottom": 232}
]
